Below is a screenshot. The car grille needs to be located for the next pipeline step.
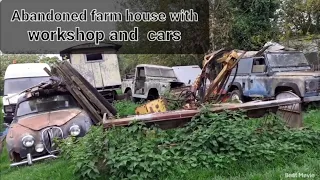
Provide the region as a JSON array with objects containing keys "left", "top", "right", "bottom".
[{"left": 41, "top": 127, "right": 64, "bottom": 153}]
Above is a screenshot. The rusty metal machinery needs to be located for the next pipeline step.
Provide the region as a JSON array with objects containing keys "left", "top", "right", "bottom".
[
  {"left": 135, "top": 98, "right": 168, "bottom": 115},
  {"left": 135, "top": 45, "right": 274, "bottom": 113},
  {"left": 187, "top": 45, "right": 273, "bottom": 106},
  {"left": 183, "top": 49, "right": 248, "bottom": 108}
]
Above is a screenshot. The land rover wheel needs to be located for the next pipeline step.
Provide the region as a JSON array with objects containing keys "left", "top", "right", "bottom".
[
  {"left": 125, "top": 89, "right": 133, "bottom": 101},
  {"left": 230, "top": 90, "right": 243, "bottom": 103}
]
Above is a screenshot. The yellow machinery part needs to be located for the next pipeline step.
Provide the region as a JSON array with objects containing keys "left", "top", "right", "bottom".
[{"left": 135, "top": 98, "right": 168, "bottom": 115}]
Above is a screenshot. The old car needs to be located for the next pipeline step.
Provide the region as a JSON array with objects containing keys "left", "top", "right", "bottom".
[
  {"left": 122, "top": 64, "right": 201, "bottom": 102},
  {"left": 6, "top": 91, "right": 93, "bottom": 167},
  {"left": 223, "top": 50, "right": 320, "bottom": 103}
]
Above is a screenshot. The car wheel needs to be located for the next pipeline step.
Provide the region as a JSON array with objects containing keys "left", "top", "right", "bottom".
[
  {"left": 125, "top": 89, "right": 133, "bottom": 101},
  {"left": 230, "top": 90, "right": 243, "bottom": 103}
]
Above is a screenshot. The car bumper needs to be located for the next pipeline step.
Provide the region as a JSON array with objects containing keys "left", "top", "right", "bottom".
[
  {"left": 303, "top": 96, "right": 320, "bottom": 102},
  {"left": 10, "top": 153, "right": 58, "bottom": 167}
]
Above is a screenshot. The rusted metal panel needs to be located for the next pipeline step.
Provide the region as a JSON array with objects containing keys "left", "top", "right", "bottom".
[
  {"left": 17, "top": 109, "right": 82, "bottom": 131},
  {"left": 103, "top": 97, "right": 301, "bottom": 129}
]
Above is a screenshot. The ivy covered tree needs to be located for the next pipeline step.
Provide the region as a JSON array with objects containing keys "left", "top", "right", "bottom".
[
  {"left": 278, "top": 0, "right": 320, "bottom": 37},
  {"left": 228, "top": 0, "right": 280, "bottom": 50}
]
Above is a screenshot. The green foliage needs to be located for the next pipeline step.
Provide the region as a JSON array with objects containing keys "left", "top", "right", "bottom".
[
  {"left": 162, "top": 91, "right": 185, "bottom": 111},
  {"left": 228, "top": 0, "right": 280, "bottom": 49},
  {"left": 59, "top": 110, "right": 320, "bottom": 180},
  {"left": 119, "top": 54, "right": 202, "bottom": 76},
  {"left": 113, "top": 100, "right": 140, "bottom": 118},
  {"left": 278, "top": 0, "right": 320, "bottom": 37},
  {"left": 0, "top": 97, "right": 3, "bottom": 132}
]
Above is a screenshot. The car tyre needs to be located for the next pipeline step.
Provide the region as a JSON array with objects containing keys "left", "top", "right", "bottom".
[
  {"left": 125, "top": 89, "right": 133, "bottom": 101},
  {"left": 230, "top": 90, "right": 243, "bottom": 103}
]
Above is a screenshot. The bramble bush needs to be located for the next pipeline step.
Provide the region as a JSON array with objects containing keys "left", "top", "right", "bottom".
[
  {"left": 58, "top": 109, "right": 320, "bottom": 180},
  {"left": 113, "top": 100, "right": 140, "bottom": 118}
]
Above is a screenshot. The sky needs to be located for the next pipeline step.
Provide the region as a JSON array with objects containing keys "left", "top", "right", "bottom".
[{"left": 46, "top": 54, "right": 61, "bottom": 60}]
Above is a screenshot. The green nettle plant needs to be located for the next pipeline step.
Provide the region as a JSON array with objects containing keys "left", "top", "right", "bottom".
[
  {"left": 58, "top": 110, "right": 320, "bottom": 180},
  {"left": 113, "top": 100, "right": 140, "bottom": 118}
]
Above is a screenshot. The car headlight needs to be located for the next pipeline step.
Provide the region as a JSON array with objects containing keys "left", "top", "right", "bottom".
[
  {"left": 4, "top": 105, "right": 13, "bottom": 113},
  {"left": 35, "top": 143, "right": 44, "bottom": 153},
  {"left": 21, "top": 135, "right": 35, "bottom": 147},
  {"left": 69, "top": 125, "right": 81, "bottom": 136},
  {"left": 305, "top": 80, "right": 318, "bottom": 92}
]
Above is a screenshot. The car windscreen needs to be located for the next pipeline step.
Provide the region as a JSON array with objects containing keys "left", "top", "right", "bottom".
[
  {"left": 4, "top": 77, "right": 51, "bottom": 95},
  {"left": 16, "top": 95, "right": 78, "bottom": 117},
  {"left": 267, "top": 52, "right": 310, "bottom": 68},
  {"left": 145, "top": 67, "right": 176, "bottom": 78}
]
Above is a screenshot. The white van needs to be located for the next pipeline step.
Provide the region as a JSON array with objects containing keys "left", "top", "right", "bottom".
[
  {"left": 2, "top": 63, "right": 51, "bottom": 124},
  {"left": 172, "top": 65, "right": 202, "bottom": 85}
]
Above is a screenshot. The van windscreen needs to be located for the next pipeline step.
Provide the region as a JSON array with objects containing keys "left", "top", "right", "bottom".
[{"left": 4, "top": 77, "right": 51, "bottom": 95}]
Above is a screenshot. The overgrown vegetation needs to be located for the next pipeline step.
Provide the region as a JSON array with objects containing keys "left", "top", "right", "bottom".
[
  {"left": 0, "top": 97, "right": 3, "bottom": 132},
  {"left": 113, "top": 100, "right": 140, "bottom": 118},
  {"left": 58, "top": 109, "right": 320, "bottom": 180}
]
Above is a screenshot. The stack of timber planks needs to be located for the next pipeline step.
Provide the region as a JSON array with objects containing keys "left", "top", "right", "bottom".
[{"left": 45, "top": 61, "right": 117, "bottom": 124}]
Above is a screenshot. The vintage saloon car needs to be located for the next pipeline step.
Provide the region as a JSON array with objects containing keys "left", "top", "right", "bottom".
[{"left": 6, "top": 92, "right": 93, "bottom": 167}]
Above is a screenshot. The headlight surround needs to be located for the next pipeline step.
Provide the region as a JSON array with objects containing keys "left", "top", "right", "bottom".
[
  {"left": 21, "top": 135, "right": 35, "bottom": 147},
  {"left": 305, "top": 79, "right": 318, "bottom": 92},
  {"left": 35, "top": 143, "right": 44, "bottom": 153},
  {"left": 4, "top": 105, "right": 13, "bottom": 113},
  {"left": 69, "top": 125, "right": 81, "bottom": 137}
]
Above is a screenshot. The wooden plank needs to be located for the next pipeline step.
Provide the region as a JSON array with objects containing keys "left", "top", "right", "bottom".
[
  {"left": 60, "top": 63, "right": 106, "bottom": 114},
  {"left": 63, "top": 61, "right": 117, "bottom": 115},
  {"left": 53, "top": 65, "right": 102, "bottom": 124}
]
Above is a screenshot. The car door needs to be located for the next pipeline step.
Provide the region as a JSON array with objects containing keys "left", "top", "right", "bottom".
[
  {"left": 229, "top": 58, "right": 252, "bottom": 96},
  {"left": 134, "top": 67, "right": 146, "bottom": 94},
  {"left": 247, "top": 57, "right": 269, "bottom": 98}
]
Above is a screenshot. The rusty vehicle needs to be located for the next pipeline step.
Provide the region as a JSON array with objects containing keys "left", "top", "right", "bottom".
[
  {"left": 122, "top": 64, "right": 186, "bottom": 101},
  {"left": 222, "top": 50, "right": 320, "bottom": 103},
  {"left": 5, "top": 91, "right": 93, "bottom": 167}
]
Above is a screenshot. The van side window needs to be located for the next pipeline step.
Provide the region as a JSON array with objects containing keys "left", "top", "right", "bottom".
[
  {"left": 86, "top": 53, "right": 103, "bottom": 62},
  {"left": 252, "top": 57, "right": 266, "bottom": 73},
  {"left": 231, "top": 58, "right": 253, "bottom": 75}
]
